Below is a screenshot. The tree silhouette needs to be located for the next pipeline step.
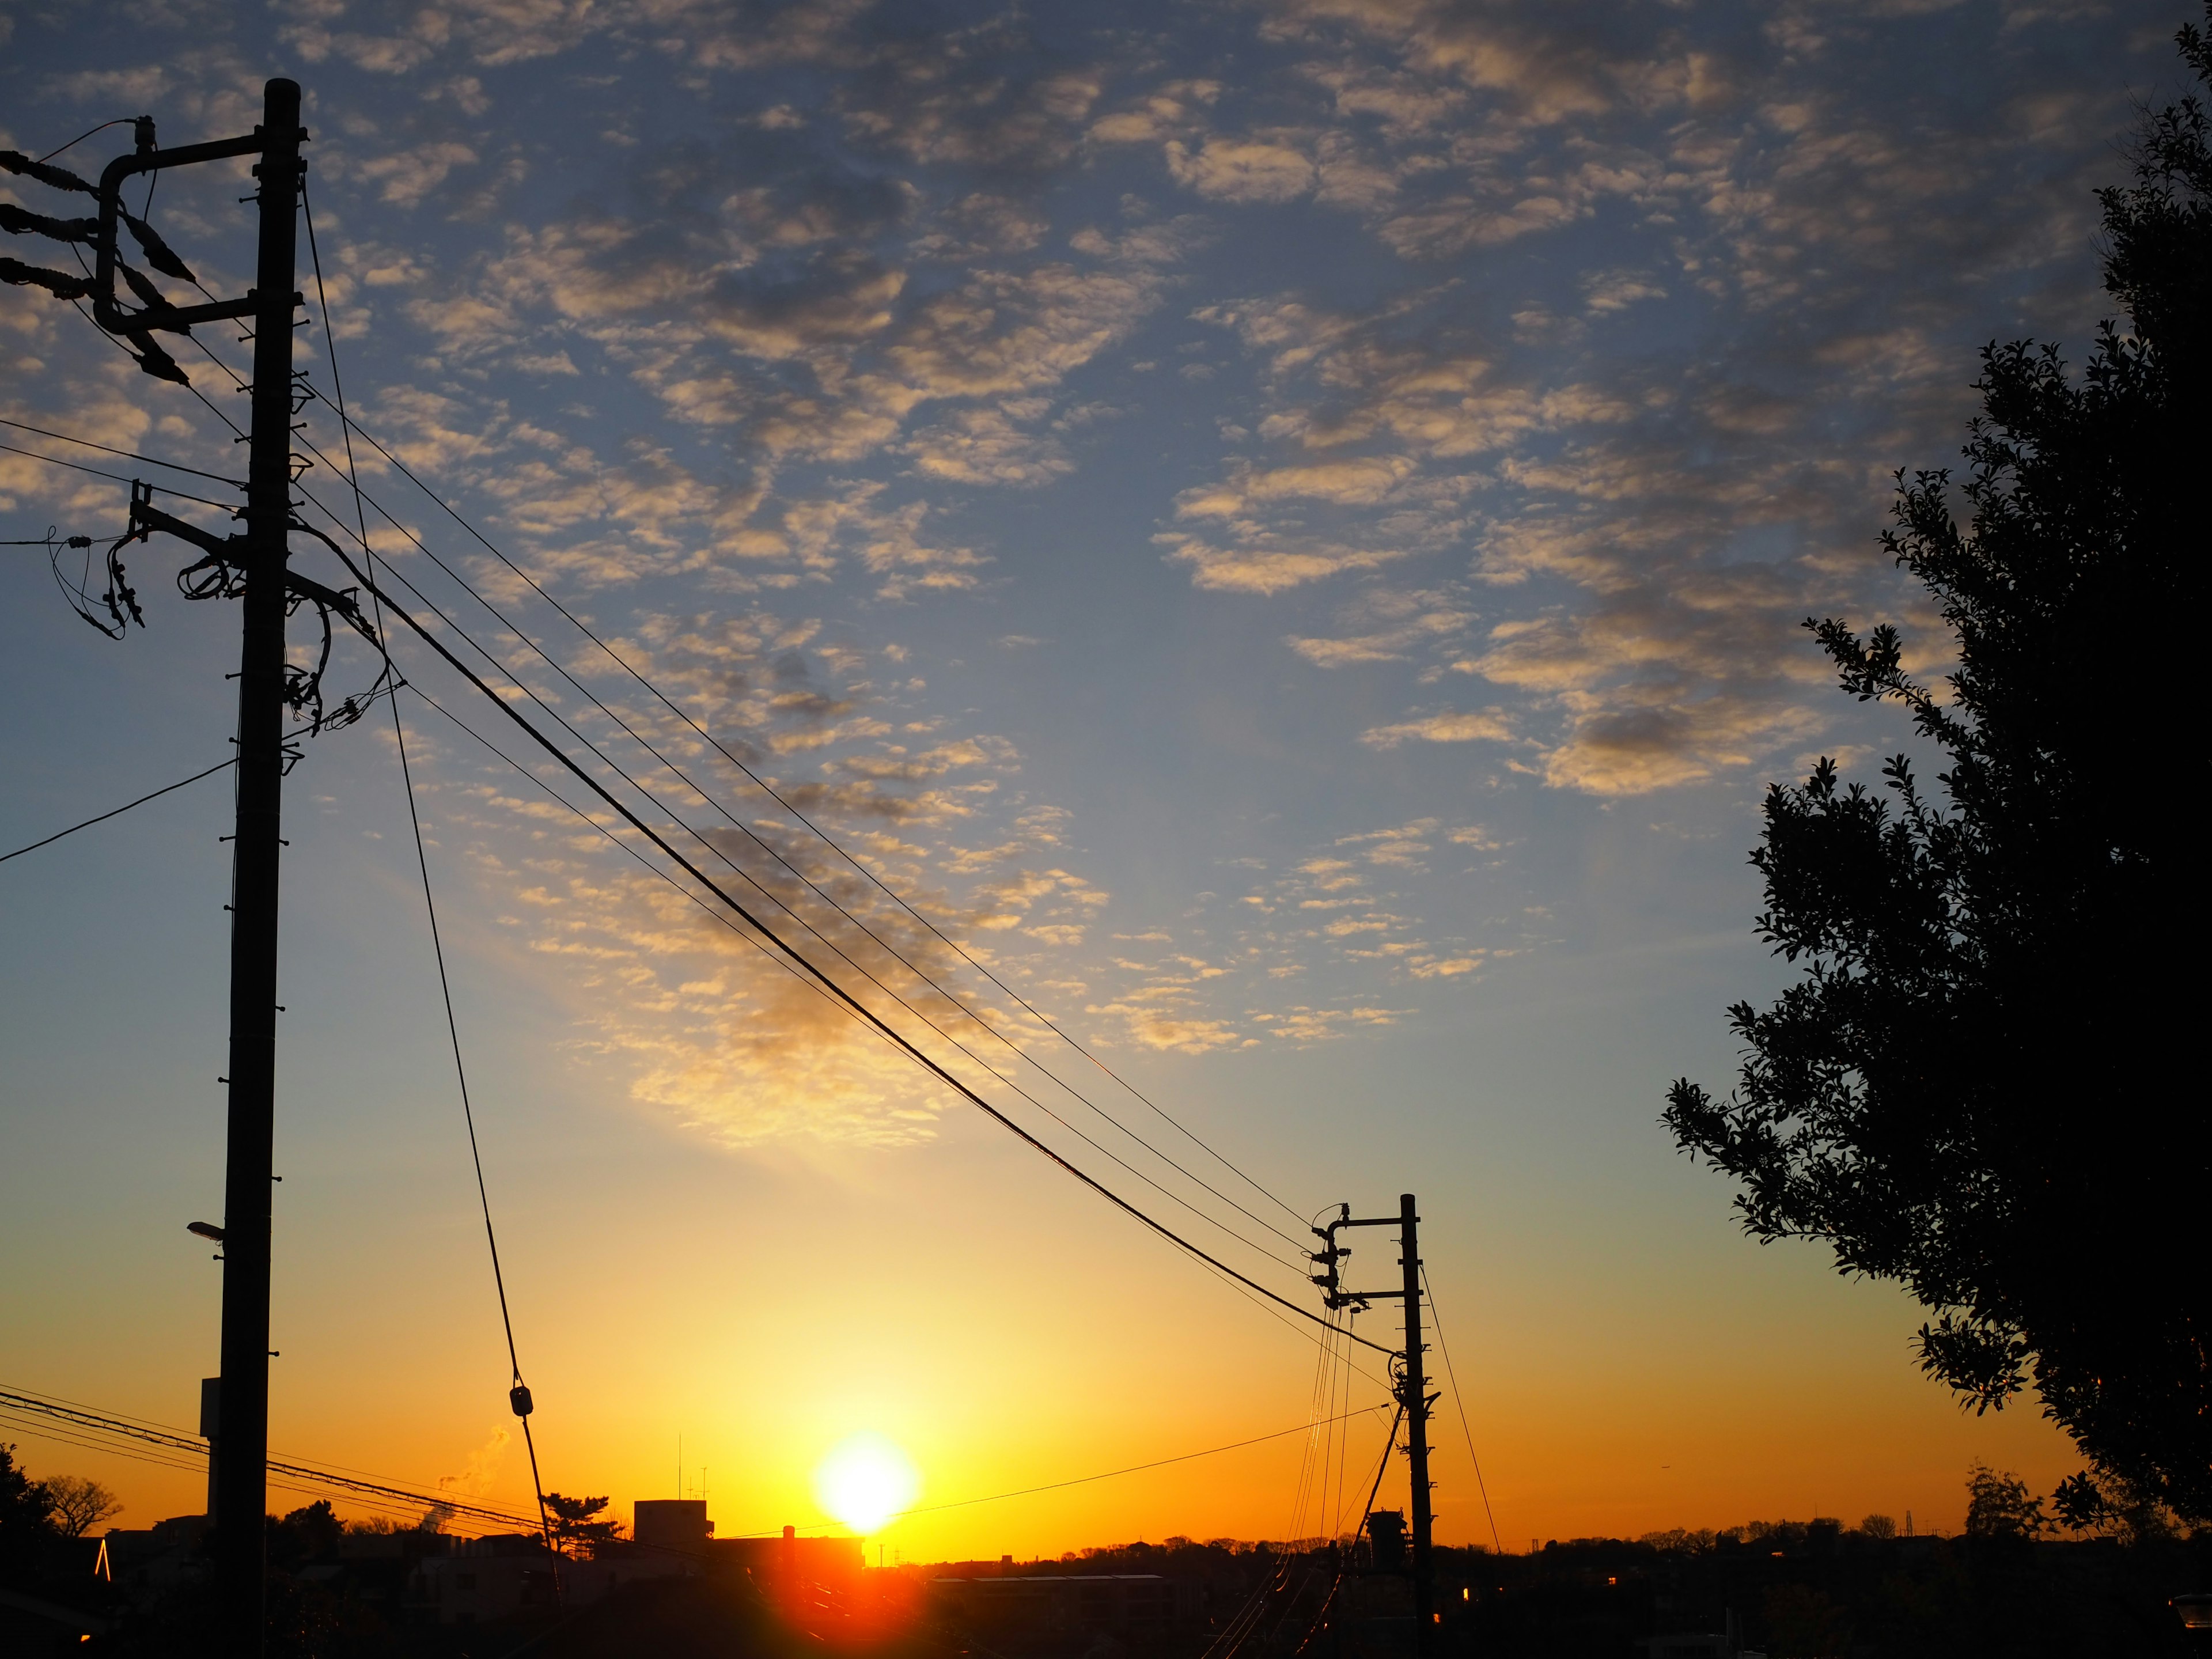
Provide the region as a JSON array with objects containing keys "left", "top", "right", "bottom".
[
  {"left": 543, "top": 1491, "right": 623, "bottom": 1558},
  {"left": 1666, "top": 9, "right": 2211, "bottom": 1517},
  {"left": 42, "top": 1474, "right": 120, "bottom": 1539},
  {"left": 1964, "top": 1464, "right": 2046, "bottom": 1542},
  {"left": 0, "top": 1444, "right": 56, "bottom": 1578}
]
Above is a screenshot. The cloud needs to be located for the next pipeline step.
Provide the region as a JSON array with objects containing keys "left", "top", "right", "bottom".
[
  {"left": 1359, "top": 709, "right": 1515, "bottom": 748},
  {"left": 1164, "top": 136, "right": 1317, "bottom": 203},
  {"left": 1158, "top": 534, "right": 1408, "bottom": 596},
  {"left": 356, "top": 140, "right": 479, "bottom": 207}
]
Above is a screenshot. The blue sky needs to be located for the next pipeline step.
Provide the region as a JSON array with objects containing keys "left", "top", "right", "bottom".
[{"left": 1, "top": 0, "right": 2183, "bottom": 1552}]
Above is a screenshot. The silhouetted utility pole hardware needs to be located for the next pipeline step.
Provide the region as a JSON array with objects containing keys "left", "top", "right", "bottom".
[
  {"left": 5, "top": 77, "right": 319, "bottom": 1659},
  {"left": 1311, "top": 1192, "right": 1440, "bottom": 1652}
]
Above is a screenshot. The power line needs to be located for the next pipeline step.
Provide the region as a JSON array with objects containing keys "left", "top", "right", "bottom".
[
  {"left": 0, "top": 691, "right": 399, "bottom": 866},
  {"left": 3, "top": 399, "right": 1321, "bottom": 1283},
  {"left": 0, "top": 438, "right": 238, "bottom": 513},
  {"left": 289, "top": 496, "right": 1307, "bottom": 1281},
  {"left": 14, "top": 298, "right": 1359, "bottom": 1349},
  {"left": 0, "top": 1387, "right": 541, "bottom": 1535},
  {"left": 0, "top": 415, "right": 244, "bottom": 487},
  {"left": 0, "top": 756, "right": 233, "bottom": 863},
  {"left": 320, "top": 402, "right": 1307, "bottom": 1233},
  {"left": 326, "top": 548, "right": 1393, "bottom": 1355},
  {"left": 301, "top": 183, "right": 562, "bottom": 1575},
  {"left": 406, "top": 676, "right": 1412, "bottom": 1395},
  {"left": 882, "top": 1402, "right": 1395, "bottom": 1525},
  {"left": 276, "top": 436, "right": 1312, "bottom": 1264}
]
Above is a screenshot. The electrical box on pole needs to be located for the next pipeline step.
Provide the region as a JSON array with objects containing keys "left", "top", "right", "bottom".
[{"left": 1310, "top": 1192, "right": 1440, "bottom": 1653}]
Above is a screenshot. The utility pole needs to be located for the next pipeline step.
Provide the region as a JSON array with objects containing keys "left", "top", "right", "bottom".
[
  {"left": 7, "top": 75, "right": 425, "bottom": 1656},
  {"left": 212, "top": 77, "right": 304, "bottom": 1657},
  {"left": 1309, "top": 1192, "right": 1439, "bottom": 1655},
  {"left": 1397, "top": 1192, "right": 1435, "bottom": 1650}
]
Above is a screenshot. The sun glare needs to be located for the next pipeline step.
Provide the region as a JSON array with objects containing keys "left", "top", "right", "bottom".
[{"left": 813, "top": 1431, "right": 921, "bottom": 1535}]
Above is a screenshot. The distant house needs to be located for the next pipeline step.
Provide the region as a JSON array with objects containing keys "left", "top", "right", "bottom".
[
  {"left": 410, "top": 1533, "right": 565, "bottom": 1625},
  {"left": 96, "top": 1513, "right": 211, "bottom": 1593},
  {"left": 410, "top": 1502, "right": 868, "bottom": 1624}
]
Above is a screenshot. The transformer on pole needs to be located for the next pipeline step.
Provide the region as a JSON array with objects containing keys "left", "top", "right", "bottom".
[{"left": 1312, "top": 1192, "right": 1440, "bottom": 1654}]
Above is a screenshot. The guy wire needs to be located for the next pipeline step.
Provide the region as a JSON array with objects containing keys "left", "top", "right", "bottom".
[
  {"left": 304, "top": 185, "right": 558, "bottom": 1572},
  {"left": 1423, "top": 1262, "right": 1505, "bottom": 1556}
]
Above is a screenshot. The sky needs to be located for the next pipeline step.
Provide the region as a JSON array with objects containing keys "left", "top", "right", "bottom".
[{"left": 0, "top": 0, "right": 2186, "bottom": 1562}]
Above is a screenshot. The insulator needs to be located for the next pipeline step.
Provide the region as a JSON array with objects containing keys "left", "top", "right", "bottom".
[
  {"left": 0, "top": 256, "right": 94, "bottom": 300},
  {"left": 124, "top": 330, "right": 190, "bottom": 387},
  {"left": 0, "top": 149, "right": 96, "bottom": 196},
  {"left": 0, "top": 202, "right": 99, "bottom": 244},
  {"left": 118, "top": 261, "right": 190, "bottom": 331},
  {"left": 123, "top": 211, "right": 194, "bottom": 282},
  {"left": 509, "top": 1384, "right": 535, "bottom": 1418}
]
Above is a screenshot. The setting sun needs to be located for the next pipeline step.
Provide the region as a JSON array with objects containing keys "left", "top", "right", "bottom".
[{"left": 813, "top": 1433, "right": 922, "bottom": 1535}]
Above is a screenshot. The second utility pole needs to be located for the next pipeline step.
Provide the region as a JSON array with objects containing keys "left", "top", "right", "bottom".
[
  {"left": 214, "top": 76, "right": 305, "bottom": 1659},
  {"left": 1397, "top": 1192, "right": 1435, "bottom": 1650}
]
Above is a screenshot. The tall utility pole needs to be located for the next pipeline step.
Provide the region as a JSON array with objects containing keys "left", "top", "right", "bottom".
[
  {"left": 1309, "top": 1192, "right": 1439, "bottom": 1654},
  {"left": 1397, "top": 1192, "right": 1435, "bottom": 1649},
  {"left": 214, "top": 77, "right": 305, "bottom": 1657}
]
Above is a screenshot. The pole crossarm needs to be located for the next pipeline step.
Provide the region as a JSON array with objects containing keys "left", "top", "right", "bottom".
[{"left": 92, "top": 132, "right": 276, "bottom": 336}]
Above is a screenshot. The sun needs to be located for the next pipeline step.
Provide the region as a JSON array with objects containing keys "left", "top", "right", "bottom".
[{"left": 812, "top": 1431, "right": 921, "bottom": 1535}]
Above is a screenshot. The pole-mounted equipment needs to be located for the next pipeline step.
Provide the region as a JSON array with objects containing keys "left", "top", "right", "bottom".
[
  {"left": 1311, "top": 1194, "right": 1441, "bottom": 1654},
  {"left": 5, "top": 79, "right": 315, "bottom": 1658}
]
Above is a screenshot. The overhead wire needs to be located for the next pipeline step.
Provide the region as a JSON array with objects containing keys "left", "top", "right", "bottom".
[
  {"left": 320, "top": 545, "right": 1395, "bottom": 1354},
  {"left": 323, "top": 521, "right": 1306, "bottom": 1279},
  {"left": 8, "top": 310, "right": 1320, "bottom": 1282},
  {"left": 4, "top": 1379, "right": 1392, "bottom": 1542},
  {"left": 14, "top": 172, "right": 1381, "bottom": 1357},
  {"left": 0, "top": 1387, "right": 541, "bottom": 1534},
  {"left": 406, "top": 673, "right": 1414, "bottom": 1389},
  {"left": 1423, "top": 1263, "right": 1506, "bottom": 1556},
  {"left": 37, "top": 119, "right": 139, "bottom": 164},
  {"left": 0, "top": 415, "right": 244, "bottom": 487},
  {"left": 273, "top": 421, "right": 1312, "bottom": 1263},
  {"left": 302, "top": 181, "right": 560, "bottom": 1574},
  {"left": 0, "top": 756, "right": 234, "bottom": 863},
  {"left": 0, "top": 693, "right": 400, "bottom": 868},
  {"left": 320, "top": 400, "right": 1308, "bottom": 1233},
  {"left": 0, "top": 438, "right": 238, "bottom": 512},
  {"left": 278, "top": 483, "right": 1308, "bottom": 1281}
]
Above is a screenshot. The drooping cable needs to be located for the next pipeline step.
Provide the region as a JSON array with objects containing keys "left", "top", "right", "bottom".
[
  {"left": 303, "top": 185, "right": 559, "bottom": 1571},
  {"left": 22, "top": 209, "right": 1340, "bottom": 1334},
  {"left": 406, "top": 676, "right": 1408, "bottom": 1385},
  {"left": 35, "top": 119, "right": 138, "bottom": 164},
  {"left": 6, "top": 396, "right": 1317, "bottom": 1274},
  {"left": 275, "top": 423, "right": 1310, "bottom": 1259},
  {"left": 1285, "top": 1399, "right": 1406, "bottom": 1659},
  {"left": 330, "top": 550, "right": 1393, "bottom": 1354},
  {"left": 1422, "top": 1263, "right": 1505, "bottom": 1556},
  {"left": 317, "top": 519, "right": 1304, "bottom": 1277},
  {"left": 0, "top": 692, "right": 400, "bottom": 868},
  {"left": 0, "top": 439, "right": 238, "bottom": 511},
  {"left": 323, "top": 403, "right": 1307, "bottom": 1230},
  {"left": 0, "top": 757, "right": 233, "bottom": 864},
  {"left": 0, "top": 415, "right": 244, "bottom": 487}
]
